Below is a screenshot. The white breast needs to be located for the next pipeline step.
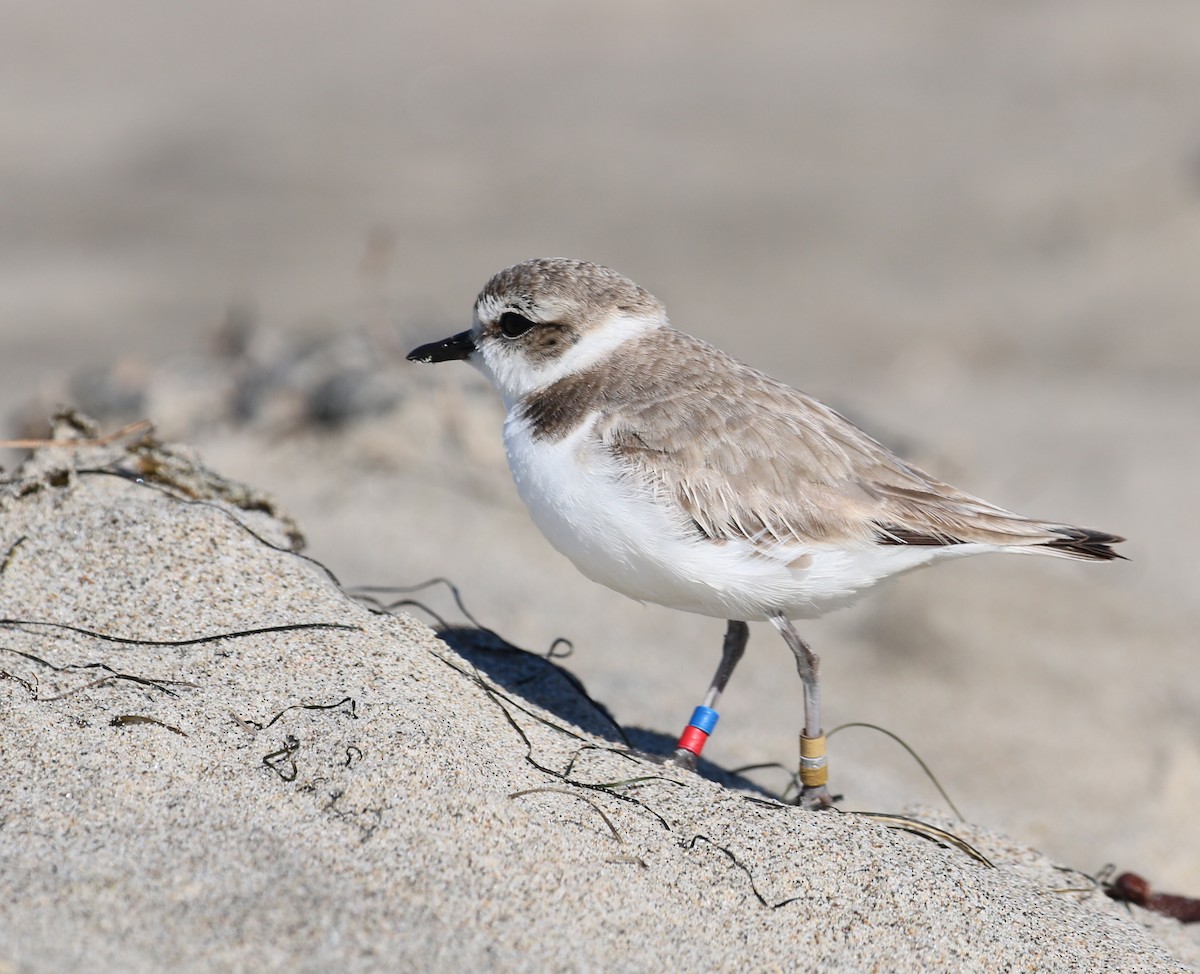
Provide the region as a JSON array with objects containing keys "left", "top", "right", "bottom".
[{"left": 502, "top": 410, "right": 984, "bottom": 621}]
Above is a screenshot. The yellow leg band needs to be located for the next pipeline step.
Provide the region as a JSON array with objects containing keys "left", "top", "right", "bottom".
[{"left": 799, "top": 732, "right": 829, "bottom": 787}]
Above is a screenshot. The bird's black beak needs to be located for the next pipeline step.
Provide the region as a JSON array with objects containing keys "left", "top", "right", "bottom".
[{"left": 407, "top": 330, "right": 476, "bottom": 364}]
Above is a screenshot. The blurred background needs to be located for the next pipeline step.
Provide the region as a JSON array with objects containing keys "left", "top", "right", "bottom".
[{"left": 3, "top": 1, "right": 1198, "bottom": 885}]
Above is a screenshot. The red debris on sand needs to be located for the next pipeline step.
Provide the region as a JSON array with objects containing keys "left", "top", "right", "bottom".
[{"left": 1106, "top": 872, "right": 1200, "bottom": 923}]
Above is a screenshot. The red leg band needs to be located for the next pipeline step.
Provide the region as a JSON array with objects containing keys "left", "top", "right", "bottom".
[{"left": 676, "top": 725, "right": 709, "bottom": 756}]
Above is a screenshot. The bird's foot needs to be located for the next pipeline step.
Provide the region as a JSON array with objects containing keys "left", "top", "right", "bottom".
[
  {"left": 666, "top": 747, "right": 699, "bottom": 771},
  {"left": 638, "top": 747, "right": 699, "bottom": 771},
  {"left": 796, "top": 784, "right": 835, "bottom": 810}
]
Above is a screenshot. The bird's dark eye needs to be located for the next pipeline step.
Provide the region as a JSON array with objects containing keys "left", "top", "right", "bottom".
[{"left": 499, "top": 311, "right": 535, "bottom": 339}]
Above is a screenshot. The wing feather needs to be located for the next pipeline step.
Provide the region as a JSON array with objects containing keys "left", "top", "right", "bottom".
[{"left": 566, "top": 328, "right": 1118, "bottom": 557}]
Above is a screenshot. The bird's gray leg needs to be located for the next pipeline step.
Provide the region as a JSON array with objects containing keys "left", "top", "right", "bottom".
[
  {"left": 670, "top": 620, "right": 749, "bottom": 769},
  {"left": 768, "top": 613, "right": 833, "bottom": 808},
  {"left": 702, "top": 619, "right": 749, "bottom": 708}
]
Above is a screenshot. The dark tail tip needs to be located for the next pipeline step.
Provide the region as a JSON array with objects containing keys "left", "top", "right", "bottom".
[{"left": 1044, "top": 527, "right": 1127, "bottom": 562}]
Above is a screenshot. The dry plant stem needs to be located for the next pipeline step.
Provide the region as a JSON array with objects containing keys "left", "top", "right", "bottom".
[{"left": 0, "top": 418, "right": 154, "bottom": 449}]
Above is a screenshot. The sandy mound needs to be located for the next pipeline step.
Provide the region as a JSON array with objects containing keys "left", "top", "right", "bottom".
[{"left": 1, "top": 425, "right": 1196, "bottom": 972}]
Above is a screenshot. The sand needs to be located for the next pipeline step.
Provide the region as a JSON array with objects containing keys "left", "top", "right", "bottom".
[{"left": 1, "top": 430, "right": 1197, "bottom": 972}]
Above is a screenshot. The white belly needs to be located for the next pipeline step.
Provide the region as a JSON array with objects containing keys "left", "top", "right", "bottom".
[{"left": 502, "top": 412, "right": 978, "bottom": 621}]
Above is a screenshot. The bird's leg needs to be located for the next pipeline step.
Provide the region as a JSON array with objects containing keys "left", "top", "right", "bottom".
[
  {"left": 768, "top": 613, "right": 833, "bottom": 808},
  {"left": 670, "top": 620, "right": 749, "bottom": 769}
]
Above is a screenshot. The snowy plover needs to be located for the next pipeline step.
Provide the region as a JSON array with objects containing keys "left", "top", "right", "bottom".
[{"left": 409, "top": 257, "right": 1124, "bottom": 806}]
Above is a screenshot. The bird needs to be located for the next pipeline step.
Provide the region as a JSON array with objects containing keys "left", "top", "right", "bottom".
[{"left": 408, "top": 257, "right": 1124, "bottom": 806}]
